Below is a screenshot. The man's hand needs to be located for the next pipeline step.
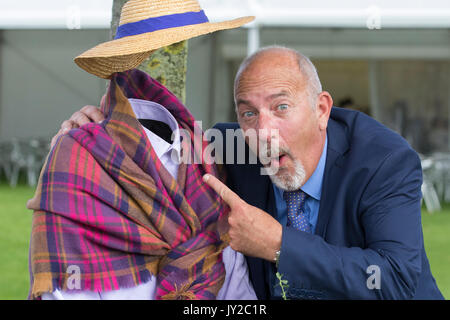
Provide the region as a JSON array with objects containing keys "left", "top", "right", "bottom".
[
  {"left": 51, "top": 104, "right": 105, "bottom": 148},
  {"left": 203, "top": 174, "right": 282, "bottom": 262}
]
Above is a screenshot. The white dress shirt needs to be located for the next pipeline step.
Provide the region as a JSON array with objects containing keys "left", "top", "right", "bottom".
[{"left": 42, "top": 99, "right": 256, "bottom": 300}]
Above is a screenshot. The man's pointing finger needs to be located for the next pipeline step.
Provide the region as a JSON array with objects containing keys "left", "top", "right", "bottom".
[{"left": 203, "top": 174, "right": 242, "bottom": 208}]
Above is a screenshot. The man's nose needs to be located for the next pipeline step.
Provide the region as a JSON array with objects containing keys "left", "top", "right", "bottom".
[{"left": 257, "top": 112, "right": 276, "bottom": 142}]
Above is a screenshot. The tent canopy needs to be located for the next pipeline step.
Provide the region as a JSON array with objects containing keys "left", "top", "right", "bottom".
[{"left": 1, "top": 0, "right": 450, "bottom": 29}]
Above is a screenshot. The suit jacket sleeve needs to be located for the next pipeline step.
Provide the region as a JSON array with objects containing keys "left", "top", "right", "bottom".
[{"left": 277, "top": 147, "right": 424, "bottom": 299}]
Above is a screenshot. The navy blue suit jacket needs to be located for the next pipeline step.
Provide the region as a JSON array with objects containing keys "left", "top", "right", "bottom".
[{"left": 214, "top": 107, "right": 443, "bottom": 300}]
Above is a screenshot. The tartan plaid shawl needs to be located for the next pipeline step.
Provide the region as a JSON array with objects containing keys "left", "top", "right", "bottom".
[{"left": 27, "top": 69, "right": 230, "bottom": 300}]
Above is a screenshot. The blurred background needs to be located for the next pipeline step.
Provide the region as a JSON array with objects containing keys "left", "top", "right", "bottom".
[{"left": 0, "top": 0, "right": 449, "bottom": 299}]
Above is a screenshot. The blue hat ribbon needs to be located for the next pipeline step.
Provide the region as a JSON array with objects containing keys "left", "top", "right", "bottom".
[{"left": 115, "top": 10, "right": 209, "bottom": 40}]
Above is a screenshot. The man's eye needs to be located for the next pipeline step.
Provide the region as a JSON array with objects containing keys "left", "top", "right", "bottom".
[
  {"left": 277, "top": 104, "right": 289, "bottom": 111},
  {"left": 242, "top": 111, "right": 255, "bottom": 118}
]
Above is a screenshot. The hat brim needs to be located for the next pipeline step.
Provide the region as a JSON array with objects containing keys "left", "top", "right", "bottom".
[{"left": 74, "top": 16, "right": 255, "bottom": 79}]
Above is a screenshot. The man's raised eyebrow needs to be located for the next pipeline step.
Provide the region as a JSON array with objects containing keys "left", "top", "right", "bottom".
[
  {"left": 267, "top": 91, "right": 289, "bottom": 101},
  {"left": 236, "top": 98, "right": 252, "bottom": 107}
]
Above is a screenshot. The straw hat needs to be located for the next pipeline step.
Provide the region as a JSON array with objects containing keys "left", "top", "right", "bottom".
[{"left": 74, "top": 0, "right": 255, "bottom": 79}]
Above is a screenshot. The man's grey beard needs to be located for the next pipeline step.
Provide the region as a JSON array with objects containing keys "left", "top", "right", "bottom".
[{"left": 268, "top": 158, "right": 306, "bottom": 191}]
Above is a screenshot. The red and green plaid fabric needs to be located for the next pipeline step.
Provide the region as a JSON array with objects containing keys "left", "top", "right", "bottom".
[{"left": 27, "top": 69, "right": 229, "bottom": 300}]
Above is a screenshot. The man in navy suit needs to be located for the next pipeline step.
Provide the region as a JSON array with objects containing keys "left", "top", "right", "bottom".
[
  {"left": 203, "top": 46, "right": 443, "bottom": 299},
  {"left": 55, "top": 46, "right": 443, "bottom": 299}
]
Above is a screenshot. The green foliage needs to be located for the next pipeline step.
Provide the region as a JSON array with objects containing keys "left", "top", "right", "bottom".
[{"left": 275, "top": 272, "right": 289, "bottom": 300}]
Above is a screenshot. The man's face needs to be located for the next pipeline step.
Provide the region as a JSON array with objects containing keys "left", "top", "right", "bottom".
[{"left": 235, "top": 52, "right": 328, "bottom": 191}]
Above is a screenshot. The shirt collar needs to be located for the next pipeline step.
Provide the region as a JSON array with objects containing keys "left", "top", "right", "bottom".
[{"left": 128, "top": 98, "right": 181, "bottom": 161}]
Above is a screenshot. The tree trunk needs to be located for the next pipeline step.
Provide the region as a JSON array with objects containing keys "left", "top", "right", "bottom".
[{"left": 111, "top": 0, "right": 188, "bottom": 103}]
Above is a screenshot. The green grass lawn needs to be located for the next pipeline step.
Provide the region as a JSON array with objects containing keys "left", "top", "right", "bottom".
[
  {"left": 421, "top": 205, "right": 450, "bottom": 299},
  {"left": 0, "top": 183, "right": 449, "bottom": 300},
  {"left": 0, "top": 183, "right": 35, "bottom": 300}
]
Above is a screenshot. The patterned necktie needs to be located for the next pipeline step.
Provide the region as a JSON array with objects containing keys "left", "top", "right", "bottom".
[{"left": 283, "top": 190, "right": 311, "bottom": 232}]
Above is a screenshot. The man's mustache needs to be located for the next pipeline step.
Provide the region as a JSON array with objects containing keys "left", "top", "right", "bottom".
[{"left": 257, "top": 141, "right": 292, "bottom": 165}]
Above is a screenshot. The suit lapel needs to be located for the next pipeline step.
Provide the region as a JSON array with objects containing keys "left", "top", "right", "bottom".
[
  {"left": 315, "top": 113, "right": 349, "bottom": 237},
  {"left": 244, "top": 165, "right": 272, "bottom": 212},
  {"left": 243, "top": 164, "right": 275, "bottom": 299},
  {"left": 314, "top": 148, "right": 341, "bottom": 237}
]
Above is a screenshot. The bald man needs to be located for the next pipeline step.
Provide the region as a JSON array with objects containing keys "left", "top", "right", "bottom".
[{"left": 54, "top": 46, "right": 443, "bottom": 300}]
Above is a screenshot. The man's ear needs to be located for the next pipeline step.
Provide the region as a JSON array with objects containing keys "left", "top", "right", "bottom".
[{"left": 316, "top": 91, "right": 333, "bottom": 131}]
